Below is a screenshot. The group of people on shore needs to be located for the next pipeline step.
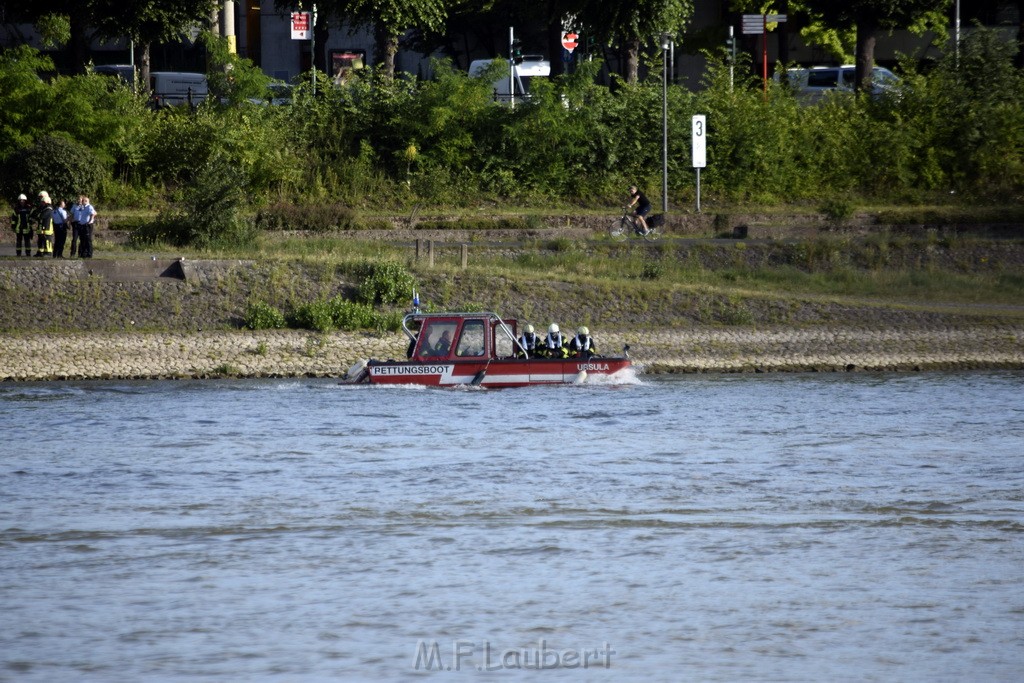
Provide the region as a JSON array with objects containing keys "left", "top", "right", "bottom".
[
  {"left": 517, "top": 323, "right": 598, "bottom": 360},
  {"left": 9, "top": 192, "right": 97, "bottom": 258}
]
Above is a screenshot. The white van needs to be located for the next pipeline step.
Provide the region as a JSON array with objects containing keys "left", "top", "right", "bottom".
[
  {"left": 468, "top": 57, "right": 550, "bottom": 104},
  {"left": 779, "top": 65, "right": 899, "bottom": 103},
  {"left": 149, "top": 72, "right": 208, "bottom": 108}
]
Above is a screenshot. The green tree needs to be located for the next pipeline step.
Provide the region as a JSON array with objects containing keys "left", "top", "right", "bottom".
[
  {"left": 89, "top": 0, "right": 218, "bottom": 89},
  {"left": 314, "top": 0, "right": 450, "bottom": 78},
  {"left": 1, "top": 0, "right": 96, "bottom": 73},
  {"left": 200, "top": 31, "right": 272, "bottom": 105},
  {"left": 581, "top": 0, "right": 694, "bottom": 82},
  {"left": 0, "top": 46, "right": 54, "bottom": 154},
  {"left": 795, "top": 0, "right": 948, "bottom": 91}
]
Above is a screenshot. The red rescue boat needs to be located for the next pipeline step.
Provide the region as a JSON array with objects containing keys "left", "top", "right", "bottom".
[{"left": 343, "top": 311, "right": 633, "bottom": 388}]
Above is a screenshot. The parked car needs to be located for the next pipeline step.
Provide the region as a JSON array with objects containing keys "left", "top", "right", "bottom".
[{"left": 779, "top": 65, "right": 900, "bottom": 103}]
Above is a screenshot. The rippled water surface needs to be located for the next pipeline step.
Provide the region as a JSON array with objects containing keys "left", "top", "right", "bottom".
[{"left": 2, "top": 372, "right": 1023, "bottom": 681}]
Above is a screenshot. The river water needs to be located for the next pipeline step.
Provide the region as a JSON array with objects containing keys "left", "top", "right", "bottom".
[{"left": 1, "top": 371, "right": 1022, "bottom": 682}]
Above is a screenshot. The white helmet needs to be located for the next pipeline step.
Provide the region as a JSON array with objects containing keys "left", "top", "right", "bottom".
[
  {"left": 524, "top": 324, "right": 534, "bottom": 334},
  {"left": 578, "top": 326, "right": 589, "bottom": 336},
  {"left": 17, "top": 194, "right": 27, "bottom": 200},
  {"left": 548, "top": 323, "right": 559, "bottom": 334}
]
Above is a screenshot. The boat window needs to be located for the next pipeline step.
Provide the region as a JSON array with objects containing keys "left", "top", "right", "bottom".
[
  {"left": 419, "top": 321, "right": 457, "bottom": 357},
  {"left": 494, "top": 322, "right": 515, "bottom": 358},
  {"left": 455, "top": 320, "right": 486, "bottom": 357}
]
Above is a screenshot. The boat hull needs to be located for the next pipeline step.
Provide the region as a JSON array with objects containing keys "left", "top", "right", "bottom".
[{"left": 366, "top": 358, "right": 632, "bottom": 388}]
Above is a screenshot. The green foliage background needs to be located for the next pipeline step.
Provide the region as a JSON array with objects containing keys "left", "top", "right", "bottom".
[{"left": 1, "top": 27, "right": 1022, "bottom": 228}]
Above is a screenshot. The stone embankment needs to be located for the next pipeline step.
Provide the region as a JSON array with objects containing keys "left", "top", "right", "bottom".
[{"left": 0, "top": 326, "right": 1021, "bottom": 381}]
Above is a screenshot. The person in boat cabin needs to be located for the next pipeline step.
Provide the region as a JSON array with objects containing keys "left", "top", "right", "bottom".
[
  {"left": 433, "top": 330, "right": 452, "bottom": 356},
  {"left": 568, "top": 326, "right": 598, "bottom": 359},
  {"left": 517, "top": 324, "right": 540, "bottom": 358},
  {"left": 542, "top": 323, "right": 569, "bottom": 359}
]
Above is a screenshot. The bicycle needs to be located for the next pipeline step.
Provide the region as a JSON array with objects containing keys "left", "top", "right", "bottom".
[{"left": 609, "top": 209, "right": 660, "bottom": 242}]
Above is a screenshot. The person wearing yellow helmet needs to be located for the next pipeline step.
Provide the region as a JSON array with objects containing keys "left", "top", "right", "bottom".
[
  {"left": 568, "top": 325, "right": 598, "bottom": 359},
  {"left": 517, "top": 323, "right": 541, "bottom": 358},
  {"left": 542, "top": 323, "right": 569, "bottom": 359}
]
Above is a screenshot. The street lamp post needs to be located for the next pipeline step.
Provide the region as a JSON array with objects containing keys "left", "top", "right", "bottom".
[
  {"left": 955, "top": 0, "right": 961, "bottom": 68},
  {"left": 661, "top": 33, "right": 670, "bottom": 214}
]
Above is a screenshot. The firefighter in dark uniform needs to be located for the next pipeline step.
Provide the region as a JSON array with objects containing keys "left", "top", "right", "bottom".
[
  {"left": 517, "top": 324, "right": 541, "bottom": 358},
  {"left": 11, "top": 193, "right": 33, "bottom": 257},
  {"left": 542, "top": 323, "right": 569, "bottom": 359},
  {"left": 568, "top": 326, "right": 598, "bottom": 360},
  {"left": 35, "top": 191, "right": 54, "bottom": 257}
]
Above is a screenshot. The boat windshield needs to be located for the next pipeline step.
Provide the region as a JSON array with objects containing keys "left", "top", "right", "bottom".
[
  {"left": 455, "top": 320, "right": 486, "bottom": 357},
  {"left": 419, "top": 321, "right": 458, "bottom": 358}
]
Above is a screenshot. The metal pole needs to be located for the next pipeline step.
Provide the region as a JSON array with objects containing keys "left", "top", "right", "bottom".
[
  {"left": 729, "top": 25, "right": 734, "bottom": 92},
  {"left": 670, "top": 38, "right": 675, "bottom": 85},
  {"left": 312, "top": 4, "right": 319, "bottom": 94},
  {"left": 696, "top": 168, "right": 701, "bottom": 213},
  {"left": 509, "top": 26, "right": 515, "bottom": 107},
  {"left": 762, "top": 14, "right": 768, "bottom": 96},
  {"left": 662, "top": 34, "right": 669, "bottom": 214},
  {"left": 955, "top": 0, "right": 960, "bottom": 69}
]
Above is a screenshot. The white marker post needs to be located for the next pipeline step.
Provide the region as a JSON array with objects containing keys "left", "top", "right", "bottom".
[{"left": 692, "top": 115, "right": 706, "bottom": 213}]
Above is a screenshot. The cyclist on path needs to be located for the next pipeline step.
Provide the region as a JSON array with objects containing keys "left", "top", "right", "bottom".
[{"left": 627, "top": 185, "right": 651, "bottom": 235}]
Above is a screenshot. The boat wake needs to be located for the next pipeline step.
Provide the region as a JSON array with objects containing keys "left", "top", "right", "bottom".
[{"left": 584, "top": 366, "right": 644, "bottom": 386}]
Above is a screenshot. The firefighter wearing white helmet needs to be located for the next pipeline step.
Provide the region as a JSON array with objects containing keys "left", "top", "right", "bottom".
[
  {"left": 569, "top": 325, "right": 598, "bottom": 359},
  {"left": 543, "top": 322, "right": 568, "bottom": 359},
  {"left": 517, "top": 323, "right": 540, "bottom": 359},
  {"left": 11, "top": 193, "right": 33, "bottom": 256}
]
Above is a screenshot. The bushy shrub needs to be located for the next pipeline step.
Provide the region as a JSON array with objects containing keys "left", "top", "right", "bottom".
[
  {"left": 139, "top": 108, "right": 219, "bottom": 185},
  {"left": 3, "top": 134, "right": 106, "bottom": 201},
  {"left": 243, "top": 300, "right": 286, "bottom": 329},
  {"left": 356, "top": 261, "right": 415, "bottom": 305},
  {"left": 177, "top": 153, "right": 255, "bottom": 248},
  {"left": 324, "top": 297, "right": 378, "bottom": 330},
  {"left": 290, "top": 298, "right": 336, "bottom": 332},
  {"left": 289, "top": 296, "right": 392, "bottom": 332},
  {"left": 5, "top": 35, "right": 1024, "bottom": 210},
  {"left": 820, "top": 197, "right": 854, "bottom": 222},
  {"left": 640, "top": 259, "right": 665, "bottom": 280},
  {"left": 255, "top": 202, "right": 359, "bottom": 231}
]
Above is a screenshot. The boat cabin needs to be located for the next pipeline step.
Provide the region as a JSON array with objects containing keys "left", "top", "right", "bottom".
[{"left": 405, "top": 312, "right": 519, "bottom": 361}]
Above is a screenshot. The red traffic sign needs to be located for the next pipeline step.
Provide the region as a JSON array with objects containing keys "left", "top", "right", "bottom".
[
  {"left": 291, "top": 12, "right": 311, "bottom": 40},
  {"left": 562, "top": 32, "right": 578, "bottom": 52}
]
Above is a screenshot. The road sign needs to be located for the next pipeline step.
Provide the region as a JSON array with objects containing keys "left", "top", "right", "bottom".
[
  {"left": 562, "top": 32, "right": 578, "bottom": 53},
  {"left": 742, "top": 13, "right": 787, "bottom": 34},
  {"left": 692, "top": 115, "right": 706, "bottom": 169},
  {"left": 291, "top": 12, "right": 311, "bottom": 40},
  {"left": 741, "top": 14, "right": 763, "bottom": 35}
]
